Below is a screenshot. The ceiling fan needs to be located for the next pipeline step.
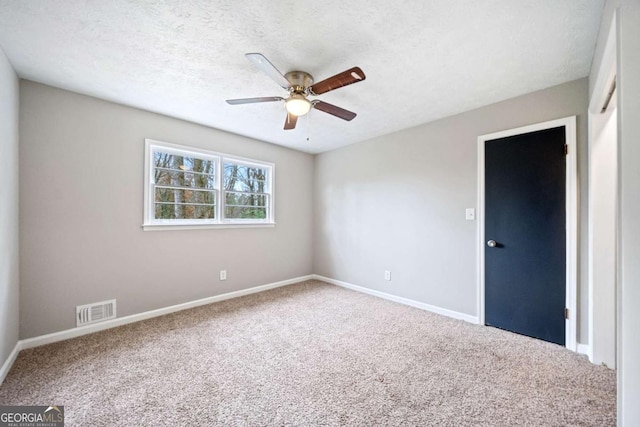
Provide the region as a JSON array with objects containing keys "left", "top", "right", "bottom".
[{"left": 226, "top": 53, "right": 366, "bottom": 130}]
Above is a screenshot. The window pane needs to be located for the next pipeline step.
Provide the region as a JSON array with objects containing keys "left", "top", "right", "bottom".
[
  {"left": 152, "top": 150, "right": 217, "bottom": 215},
  {"left": 222, "top": 162, "right": 270, "bottom": 221},
  {"left": 225, "top": 192, "right": 267, "bottom": 207},
  {"left": 155, "top": 169, "right": 216, "bottom": 189},
  {"left": 154, "top": 151, "right": 216, "bottom": 191},
  {"left": 155, "top": 187, "right": 216, "bottom": 205},
  {"left": 154, "top": 152, "right": 216, "bottom": 174},
  {"left": 155, "top": 203, "right": 216, "bottom": 220},
  {"left": 224, "top": 206, "right": 267, "bottom": 219},
  {"left": 224, "top": 164, "right": 268, "bottom": 193}
]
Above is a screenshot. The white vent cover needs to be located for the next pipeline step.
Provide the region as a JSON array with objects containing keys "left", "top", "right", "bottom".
[{"left": 76, "top": 299, "right": 116, "bottom": 327}]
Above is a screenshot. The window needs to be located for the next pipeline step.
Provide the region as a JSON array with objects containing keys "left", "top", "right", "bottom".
[
  {"left": 224, "top": 160, "right": 270, "bottom": 220},
  {"left": 144, "top": 139, "right": 274, "bottom": 230}
]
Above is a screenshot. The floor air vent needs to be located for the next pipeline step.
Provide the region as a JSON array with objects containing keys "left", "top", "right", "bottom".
[{"left": 76, "top": 299, "right": 116, "bottom": 326}]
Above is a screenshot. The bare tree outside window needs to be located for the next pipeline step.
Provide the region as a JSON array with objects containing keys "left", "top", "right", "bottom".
[
  {"left": 153, "top": 152, "right": 216, "bottom": 220},
  {"left": 224, "top": 163, "right": 268, "bottom": 219}
]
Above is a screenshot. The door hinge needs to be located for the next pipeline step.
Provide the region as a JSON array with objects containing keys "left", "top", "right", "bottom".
[
  {"left": 564, "top": 144, "right": 568, "bottom": 155},
  {"left": 564, "top": 308, "right": 569, "bottom": 319}
]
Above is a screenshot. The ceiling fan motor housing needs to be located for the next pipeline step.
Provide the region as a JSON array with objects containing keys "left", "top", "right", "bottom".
[{"left": 285, "top": 71, "right": 313, "bottom": 93}]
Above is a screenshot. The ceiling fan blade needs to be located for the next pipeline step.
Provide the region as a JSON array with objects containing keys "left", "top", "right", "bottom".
[
  {"left": 226, "top": 96, "right": 284, "bottom": 105},
  {"left": 246, "top": 53, "right": 292, "bottom": 90},
  {"left": 313, "top": 101, "right": 357, "bottom": 121},
  {"left": 309, "top": 67, "right": 366, "bottom": 95},
  {"left": 284, "top": 112, "right": 298, "bottom": 130}
]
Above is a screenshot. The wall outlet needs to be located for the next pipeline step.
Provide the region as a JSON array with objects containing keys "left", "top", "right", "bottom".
[
  {"left": 384, "top": 270, "right": 391, "bottom": 281},
  {"left": 220, "top": 270, "right": 227, "bottom": 281}
]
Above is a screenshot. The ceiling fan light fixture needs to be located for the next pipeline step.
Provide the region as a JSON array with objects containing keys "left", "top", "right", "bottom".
[{"left": 285, "top": 94, "right": 312, "bottom": 116}]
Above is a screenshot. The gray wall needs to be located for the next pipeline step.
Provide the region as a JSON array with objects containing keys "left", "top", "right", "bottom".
[
  {"left": 0, "top": 48, "right": 19, "bottom": 367},
  {"left": 591, "top": 1, "right": 640, "bottom": 424},
  {"left": 19, "top": 81, "right": 314, "bottom": 339},
  {"left": 314, "top": 79, "right": 590, "bottom": 342}
]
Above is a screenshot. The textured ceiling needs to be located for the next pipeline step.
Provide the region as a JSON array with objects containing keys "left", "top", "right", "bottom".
[{"left": 0, "top": 0, "right": 603, "bottom": 153}]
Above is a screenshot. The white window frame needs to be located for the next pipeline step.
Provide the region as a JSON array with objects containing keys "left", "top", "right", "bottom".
[{"left": 143, "top": 139, "right": 275, "bottom": 231}]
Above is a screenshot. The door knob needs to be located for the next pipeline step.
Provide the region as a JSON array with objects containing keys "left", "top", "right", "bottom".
[{"left": 487, "top": 240, "right": 497, "bottom": 247}]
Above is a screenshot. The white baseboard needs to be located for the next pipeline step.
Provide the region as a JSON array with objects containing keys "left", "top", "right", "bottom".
[
  {"left": 315, "top": 276, "right": 597, "bottom": 358},
  {"left": 0, "top": 274, "right": 592, "bottom": 386},
  {"left": 1, "top": 275, "right": 312, "bottom": 385},
  {"left": 313, "top": 274, "right": 480, "bottom": 324},
  {"left": 0, "top": 341, "right": 22, "bottom": 385},
  {"left": 577, "top": 343, "right": 591, "bottom": 357},
  {"left": 18, "top": 275, "right": 313, "bottom": 352}
]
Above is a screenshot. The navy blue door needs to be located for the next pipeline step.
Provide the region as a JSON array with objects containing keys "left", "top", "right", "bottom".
[{"left": 485, "top": 126, "right": 566, "bottom": 345}]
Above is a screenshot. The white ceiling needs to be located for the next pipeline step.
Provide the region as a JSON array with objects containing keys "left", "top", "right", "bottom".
[{"left": 0, "top": 1, "right": 603, "bottom": 153}]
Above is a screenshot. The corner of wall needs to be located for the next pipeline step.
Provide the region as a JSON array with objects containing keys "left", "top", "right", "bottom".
[{"left": 0, "top": 46, "right": 21, "bottom": 382}]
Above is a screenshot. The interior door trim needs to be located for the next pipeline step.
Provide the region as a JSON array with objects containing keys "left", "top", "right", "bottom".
[{"left": 477, "top": 116, "right": 578, "bottom": 351}]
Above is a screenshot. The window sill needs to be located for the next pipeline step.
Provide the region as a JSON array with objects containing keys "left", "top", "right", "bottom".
[{"left": 142, "top": 222, "right": 276, "bottom": 231}]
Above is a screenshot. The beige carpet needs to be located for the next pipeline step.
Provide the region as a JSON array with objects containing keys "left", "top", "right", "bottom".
[{"left": 0, "top": 280, "right": 615, "bottom": 426}]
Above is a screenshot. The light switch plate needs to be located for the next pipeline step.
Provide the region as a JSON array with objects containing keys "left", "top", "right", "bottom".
[{"left": 466, "top": 208, "right": 475, "bottom": 220}]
